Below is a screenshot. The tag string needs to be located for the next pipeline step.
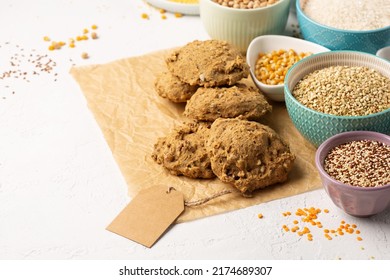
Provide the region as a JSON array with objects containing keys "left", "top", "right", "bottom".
[{"left": 167, "top": 187, "right": 233, "bottom": 207}]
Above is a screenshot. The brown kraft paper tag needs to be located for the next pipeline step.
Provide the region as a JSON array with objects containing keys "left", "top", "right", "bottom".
[{"left": 106, "top": 185, "right": 184, "bottom": 248}]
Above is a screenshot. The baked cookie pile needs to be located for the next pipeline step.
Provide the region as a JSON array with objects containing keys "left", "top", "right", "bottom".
[{"left": 152, "top": 40, "right": 295, "bottom": 196}]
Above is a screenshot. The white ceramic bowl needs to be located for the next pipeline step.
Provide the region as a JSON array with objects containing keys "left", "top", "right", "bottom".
[
  {"left": 377, "top": 46, "right": 390, "bottom": 61},
  {"left": 146, "top": 0, "right": 199, "bottom": 15},
  {"left": 199, "top": 0, "right": 291, "bottom": 53},
  {"left": 246, "top": 35, "right": 329, "bottom": 101}
]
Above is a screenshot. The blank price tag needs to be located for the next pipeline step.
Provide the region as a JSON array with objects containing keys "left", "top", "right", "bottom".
[{"left": 106, "top": 185, "right": 184, "bottom": 248}]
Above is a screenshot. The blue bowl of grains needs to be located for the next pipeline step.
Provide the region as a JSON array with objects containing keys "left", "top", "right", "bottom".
[
  {"left": 296, "top": 0, "right": 390, "bottom": 54},
  {"left": 284, "top": 51, "right": 390, "bottom": 147},
  {"left": 315, "top": 131, "right": 390, "bottom": 217}
]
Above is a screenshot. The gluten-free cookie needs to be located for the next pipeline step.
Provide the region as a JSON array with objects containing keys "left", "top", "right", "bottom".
[
  {"left": 154, "top": 71, "right": 199, "bottom": 103},
  {"left": 152, "top": 121, "right": 215, "bottom": 179},
  {"left": 207, "top": 118, "right": 295, "bottom": 195},
  {"left": 184, "top": 83, "right": 272, "bottom": 121},
  {"left": 166, "top": 40, "right": 249, "bottom": 87}
]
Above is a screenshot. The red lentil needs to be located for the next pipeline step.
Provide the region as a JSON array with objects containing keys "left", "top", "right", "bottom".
[{"left": 276, "top": 207, "right": 364, "bottom": 243}]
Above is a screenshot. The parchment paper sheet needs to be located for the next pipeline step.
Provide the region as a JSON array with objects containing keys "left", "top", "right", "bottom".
[{"left": 70, "top": 49, "right": 321, "bottom": 223}]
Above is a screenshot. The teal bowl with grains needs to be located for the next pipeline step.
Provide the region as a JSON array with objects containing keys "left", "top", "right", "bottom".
[
  {"left": 296, "top": 0, "right": 390, "bottom": 54},
  {"left": 284, "top": 51, "right": 390, "bottom": 147}
]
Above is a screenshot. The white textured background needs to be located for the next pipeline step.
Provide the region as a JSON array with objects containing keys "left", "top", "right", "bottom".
[{"left": 0, "top": 0, "right": 389, "bottom": 260}]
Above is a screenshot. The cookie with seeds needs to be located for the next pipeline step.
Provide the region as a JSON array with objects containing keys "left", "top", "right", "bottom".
[
  {"left": 166, "top": 40, "right": 249, "bottom": 87},
  {"left": 154, "top": 71, "right": 199, "bottom": 103},
  {"left": 184, "top": 83, "right": 272, "bottom": 121},
  {"left": 207, "top": 118, "right": 295, "bottom": 195},
  {"left": 152, "top": 121, "right": 215, "bottom": 179}
]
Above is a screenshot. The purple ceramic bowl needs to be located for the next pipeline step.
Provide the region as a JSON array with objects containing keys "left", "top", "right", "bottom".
[{"left": 315, "top": 131, "right": 390, "bottom": 217}]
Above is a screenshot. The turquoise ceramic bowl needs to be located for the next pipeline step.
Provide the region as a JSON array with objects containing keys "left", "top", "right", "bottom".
[
  {"left": 296, "top": 0, "right": 390, "bottom": 54},
  {"left": 284, "top": 51, "right": 390, "bottom": 147}
]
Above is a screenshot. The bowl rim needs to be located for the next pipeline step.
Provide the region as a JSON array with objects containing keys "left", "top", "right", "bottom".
[
  {"left": 284, "top": 50, "right": 390, "bottom": 119},
  {"left": 246, "top": 34, "right": 329, "bottom": 91},
  {"left": 201, "top": 0, "right": 289, "bottom": 12},
  {"left": 296, "top": 0, "right": 390, "bottom": 33},
  {"left": 315, "top": 131, "right": 390, "bottom": 192}
]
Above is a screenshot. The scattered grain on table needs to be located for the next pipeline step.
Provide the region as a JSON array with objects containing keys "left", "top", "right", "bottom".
[
  {"left": 0, "top": 42, "right": 59, "bottom": 98},
  {"left": 44, "top": 24, "right": 99, "bottom": 51},
  {"left": 258, "top": 207, "right": 365, "bottom": 243},
  {"left": 141, "top": 0, "right": 186, "bottom": 19}
]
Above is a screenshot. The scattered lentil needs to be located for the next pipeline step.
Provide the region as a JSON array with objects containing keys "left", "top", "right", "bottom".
[
  {"left": 324, "top": 140, "right": 390, "bottom": 187},
  {"left": 255, "top": 49, "right": 311, "bottom": 85},
  {"left": 292, "top": 66, "right": 390, "bottom": 116},
  {"left": 213, "top": 0, "right": 279, "bottom": 9},
  {"left": 274, "top": 207, "right": 365, "bottom": 243},
  {"left": 301, "top": 0, "right": 390, "bottom": 31}
]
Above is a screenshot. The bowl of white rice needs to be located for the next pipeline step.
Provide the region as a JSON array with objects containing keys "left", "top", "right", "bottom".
[{"left": 296, "top": 0, "right": 390, "bottom": 54}]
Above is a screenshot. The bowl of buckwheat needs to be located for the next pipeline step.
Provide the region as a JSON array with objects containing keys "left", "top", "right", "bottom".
[
  {"left": 315, "top": 131, "right": 390, "bottom": 217},
  {"left": 246, "top": 35, "right": 329, "bottom": 101},
  {"left": 284, "top": 51, "right": 390, "bottom": 147},
  {"left": 199, "top": 0, "right": 291, "bottom": 53},
  {"left": 296, "top": 0, "right": 390, "bottom": 54}
]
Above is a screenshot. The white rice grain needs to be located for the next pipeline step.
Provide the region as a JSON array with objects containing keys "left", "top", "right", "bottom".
[{"left": 301, "top": 0, "right": 390, "bottom": 31}]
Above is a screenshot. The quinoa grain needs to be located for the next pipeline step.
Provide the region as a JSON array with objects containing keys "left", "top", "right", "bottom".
[{"left": 324, "top": 140, "right": 390, "bottom": 187}]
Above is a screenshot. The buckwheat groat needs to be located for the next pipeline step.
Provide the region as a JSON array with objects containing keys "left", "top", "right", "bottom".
[
  {"left": 207, "top": 118, "right": 295, "bottom": 195},
  {"left": 152, "top": 121, "right": 215, "bottom": 179},
  {"left": 154, "top": 71, "right": 199, "bottom": 103},
  {"left": 166, "top": 40, "right": 249, "bottom": 87},
  {"left": 184, "top": 83, "right": 272, "bottom": 121}
]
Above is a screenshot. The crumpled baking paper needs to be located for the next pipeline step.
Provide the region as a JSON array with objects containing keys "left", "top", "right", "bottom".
[{"left": 70, "top": 49, "right": 321, "bottom": 223}]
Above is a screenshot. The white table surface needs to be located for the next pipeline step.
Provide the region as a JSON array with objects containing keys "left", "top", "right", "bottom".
[{"left": 0, "top": 0, "right": 389, "bottom": 261}]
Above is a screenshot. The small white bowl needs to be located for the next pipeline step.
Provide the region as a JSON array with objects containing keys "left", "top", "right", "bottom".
[
  {"left": 376, "top": 46, "right": 390, "bottom": 61},
  {"left": 246, "top": 35, "right": 329, "bottom": 101}
]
